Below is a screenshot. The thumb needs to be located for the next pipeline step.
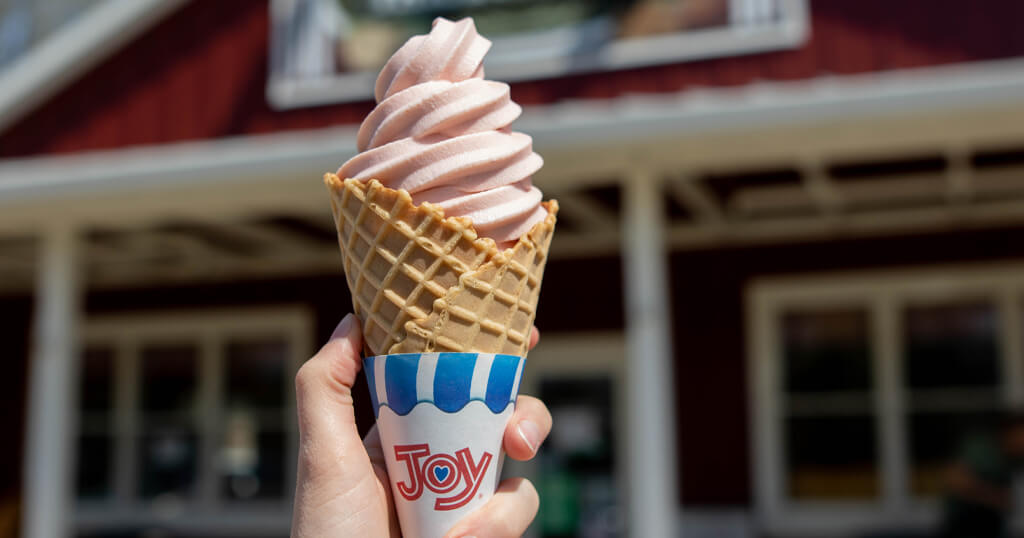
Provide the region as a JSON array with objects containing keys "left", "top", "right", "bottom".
[{"left": 294, "top": 314, "right": 368, "bottom": 477}]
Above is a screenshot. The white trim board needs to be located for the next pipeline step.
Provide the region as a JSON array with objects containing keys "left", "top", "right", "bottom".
[
  {"left": 679, "top": 508, "right": 753, "bottom": 538},
  {"left": 3, "top": 58, "right": 1024, "bottom": 233},
  {"left": 0, "top": 0, "right": 186, "bottom": 133}
]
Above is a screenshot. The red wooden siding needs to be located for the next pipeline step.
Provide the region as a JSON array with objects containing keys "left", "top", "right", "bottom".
[{"left": 2, "top": 0, "right": 1023, "bottom": 158}]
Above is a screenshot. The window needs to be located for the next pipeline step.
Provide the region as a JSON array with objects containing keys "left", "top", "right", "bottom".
[
  {"left": 267, "top": 0, "right": 809, "bottom": 108},
  {"left": 750, "top": 266, "right": 1024, "bottom": 535},
  {"left": 504, "top": 332, "right": 627, "bottom": 538},
  {"left": 537, "top": 378, "right": 620, "bottom": 538},
  {"left": 77, "top": 346, "right": 115, "bottom": 500},
  {"left": 903, "top": 302, "right": 1002, "bottom": 498},
  {"left": 781, "top": 309, "right": 878, "bottom": 500},
  {"left": 73, "top": 309, "right": 311, "bottom": 537}
]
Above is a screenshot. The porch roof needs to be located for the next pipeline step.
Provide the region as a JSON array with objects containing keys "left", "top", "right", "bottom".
[{"left": 3, "top": 58, "right": 1024, "bottom": 292}]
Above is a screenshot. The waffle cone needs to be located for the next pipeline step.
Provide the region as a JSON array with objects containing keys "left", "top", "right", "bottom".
[{"left": 325, "top": 174, "right": 557, "bottom": 357}]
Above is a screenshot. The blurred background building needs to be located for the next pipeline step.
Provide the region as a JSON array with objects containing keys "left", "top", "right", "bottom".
[{"left": 2, "top": 0, "right": 1024, "bottom": 537}]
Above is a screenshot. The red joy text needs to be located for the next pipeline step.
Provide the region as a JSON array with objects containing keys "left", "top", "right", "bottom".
[{"left": 393, "top": 443, "right": 493, "bottom": 511}]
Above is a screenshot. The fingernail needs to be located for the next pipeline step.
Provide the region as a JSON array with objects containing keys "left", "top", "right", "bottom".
[
  {"left": 331, "top": 314, "right": 355, "bottom": 340},
  {"left": 517, "top": 419, "right": 541, "bottom": 454}
]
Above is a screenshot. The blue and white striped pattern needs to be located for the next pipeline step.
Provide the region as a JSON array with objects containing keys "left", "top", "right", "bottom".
[{"left": 364, "top": 353, "right": 525, "bottom": 417}]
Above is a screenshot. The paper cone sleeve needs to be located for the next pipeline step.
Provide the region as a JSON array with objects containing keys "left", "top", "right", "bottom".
[{"left": 364, "top": 352, "right": 526, "bottom": 538}]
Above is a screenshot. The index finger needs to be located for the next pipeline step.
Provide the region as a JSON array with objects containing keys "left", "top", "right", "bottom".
[{"left": 504, "top": 395, "right": 552, "bottom": 461}]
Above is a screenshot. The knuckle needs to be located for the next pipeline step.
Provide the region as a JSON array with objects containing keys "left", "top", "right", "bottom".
[
  {"left": 516, "top": 395, "right": 544, "bottom": 416},
  {"left": 297, "top": 437, "right": 340, "bottom": 480},
  {"left": 497, "top": 479, "right": 539, "bottom": 537},
  {"left": 516, "top": 396, "right": 553, "bottom": 429},
  {"left": 517, "top": 394, "right": 540, "bottom": 406},
  {"left": 294, "top": 359, "right": 321, "bottom": 393},
  {"left": 519, "top": 478, "right": 540, "bottom": 513}
]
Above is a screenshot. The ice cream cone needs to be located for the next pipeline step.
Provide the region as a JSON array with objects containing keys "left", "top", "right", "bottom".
[
  {"left": 325, "top": 174, "right": 557, "bottom": 357},
  {"left": 364, "top": 352, "right": 525, "bottom": 538},
  {"left": 323, "top": 17, "right": 557, "bottom": 538}
]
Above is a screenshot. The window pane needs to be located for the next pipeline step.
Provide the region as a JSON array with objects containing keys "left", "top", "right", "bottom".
[
  {"left": 225, "top": 338, "right": 288, "bottom": 409},
  {"left": 221, "top": 338, "right": 289, "bottom": 501},
  {"left": 783, "top": 309, "right": 871, "bottom": 393},
  {"left": 908, "top": 411, "right": 1002, "bottom": 497},
  {"left": 140, "top": 344, "right": 198, "bottom": 415},
  {"left": 139, "top": 428, "right": 198, "bottom": 499},
  {"left": 787, "top": 416, "right": 878, "bottom": 499},
  {"left": 537, "top": 378, "right": 619, "bottom": 538},
  {"left": 76, "top": 434, "right": 112, "bottom": 500},
  {"left": 139, "top": 344, "right": 199, "bottom": 500},
  {"left": 77, "top": 346, "right": 113, "bottom": 500},
  {"left": 80, "top": 346, "right": 113, "bottom": 413},
  {"left": 220, "top": 414, "right": 286, "bottom": 501},
  {"left": 904, "top": 302, "right": 998, "bottom": 388}
]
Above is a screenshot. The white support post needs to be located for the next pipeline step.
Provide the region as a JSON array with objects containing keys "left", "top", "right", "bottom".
[
  {"left": 874, "top": 296, "right": 909, "bottom": 518},
  {"left": 622, "top": 170, "right": 679, "bottom": 537},
  {"left": 23, "top": 223, "right": 81, "bottom": 538},
  {"left": 998, "top": 287, "right": 1024, "bottom": 407}
]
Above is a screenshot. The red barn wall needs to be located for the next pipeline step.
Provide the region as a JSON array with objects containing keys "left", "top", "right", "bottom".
[
  {"left": 2, "top": 0, "right": 1024, "bottom": 158},
  {"left": 5, "top": 0, "right": 1024, "bottom": 510}
]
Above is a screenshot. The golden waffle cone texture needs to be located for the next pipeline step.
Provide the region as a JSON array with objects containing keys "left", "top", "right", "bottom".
[{"left": 325, "top": 174, "right": 557, "bottom": 357}]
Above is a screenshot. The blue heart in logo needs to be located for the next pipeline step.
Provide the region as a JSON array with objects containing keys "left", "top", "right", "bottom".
[{"left": 433, "top": 466, "right": 450, "bottom": 482}]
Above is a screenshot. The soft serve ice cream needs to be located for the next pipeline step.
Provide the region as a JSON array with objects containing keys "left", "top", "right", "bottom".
[
  {"left": 338, "top": 17, "right": 546, "bottom": 248},
  {"left": 324, "top": 15, "right": 556, "bottom": 357}
]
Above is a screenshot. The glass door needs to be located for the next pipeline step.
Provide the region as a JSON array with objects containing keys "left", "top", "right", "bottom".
[{"left": 508, "top": 332, "right": 626, "bottom": 538}]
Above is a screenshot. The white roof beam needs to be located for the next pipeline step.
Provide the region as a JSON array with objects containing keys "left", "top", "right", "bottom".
[
  {"left": 801, "top": 159, "right": 843, "bottom": 215},
  {"left": 667, "top": 175, "right": 724, "bottom": 224},
  {"left": 552, "top": 191, "right": 619, "bottom": 233},
  {"left": 0, "top": 0, "right": 187, "bottom": 132}
]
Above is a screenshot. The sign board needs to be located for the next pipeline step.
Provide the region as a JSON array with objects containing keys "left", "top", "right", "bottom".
[{"left": 268, "top": 0, "right": 808, "bottom": 108}]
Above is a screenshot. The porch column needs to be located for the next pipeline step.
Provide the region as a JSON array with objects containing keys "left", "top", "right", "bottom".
[
  {"left": 622, "top": 170, "right": 679, "bottom": 536},
  {"left": 23, "top": 223, "right": 81, "bottom": 538}
]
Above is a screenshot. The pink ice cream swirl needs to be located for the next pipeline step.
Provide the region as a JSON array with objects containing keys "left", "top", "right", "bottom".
[{"left": 338, "top": 17, "right": 546, "bottom": 248}]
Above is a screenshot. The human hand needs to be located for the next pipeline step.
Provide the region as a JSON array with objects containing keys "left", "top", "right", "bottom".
[{"left": 291, "top": 314, "right": 551, "bottom": 537}]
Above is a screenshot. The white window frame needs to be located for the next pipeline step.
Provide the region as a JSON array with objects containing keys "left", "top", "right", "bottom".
[
  {"left": 748, "top": 263, "right": 1024, "bottom": 536},
  {"left": 72, "top": 307, "right": 313, "bottom": 536},
  {"left": 266, "top": 0, "right": 809, "bottom": 109}
]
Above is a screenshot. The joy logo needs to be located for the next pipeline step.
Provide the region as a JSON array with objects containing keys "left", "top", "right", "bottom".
[{"left": 393, "top": 443, "right": 494, "bottom": 511}]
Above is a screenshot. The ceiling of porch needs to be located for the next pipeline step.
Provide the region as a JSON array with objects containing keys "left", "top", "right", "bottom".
[{"left": 2, "top": 139, "right": 1024, "bottom": 294}]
